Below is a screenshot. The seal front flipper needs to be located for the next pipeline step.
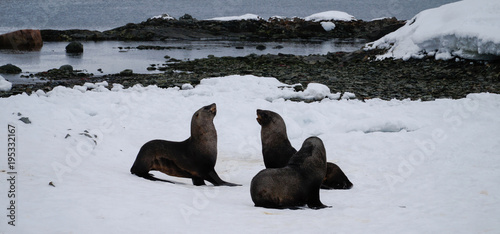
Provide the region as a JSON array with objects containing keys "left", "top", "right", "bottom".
[
  {"left": 307, "top": 187, "right": 331, "bottom": 209},
  {"left": 192, "top": 177, "right": 206, "bottom": 186}
]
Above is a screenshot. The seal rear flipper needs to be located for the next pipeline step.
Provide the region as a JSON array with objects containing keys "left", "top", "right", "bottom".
[
  {"left": 135, "top": 173, "right": 176, "bottom": 184},
  {"left": 205, "top": 170, "right": 241, "bottom": 186}
]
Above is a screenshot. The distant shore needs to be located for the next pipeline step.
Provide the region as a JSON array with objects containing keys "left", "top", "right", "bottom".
[{"left": 40, "top": 15, "right": 405, "bottom": 42}]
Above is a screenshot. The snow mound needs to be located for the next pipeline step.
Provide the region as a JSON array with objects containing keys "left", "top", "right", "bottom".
[
  {"left": 181, "top": 75, "right": 341, "bottom": 101},
  {"left": 365, "top": 0, "right": 500, "bottom": 60},
  {"left": 0, "top": 75, "right": 12, "bottom": 91},
  {"left": 149, "top": 13, "right": 175, "bottom": 21},
  {"left": 304, "top": 10, "right": 356, "bottom": 22},
  {"left": 321, "top": 22, "right": 336, "bottom": 31},
  {"left": 206, "top": 14, "right": 262, "bottom": 21}
]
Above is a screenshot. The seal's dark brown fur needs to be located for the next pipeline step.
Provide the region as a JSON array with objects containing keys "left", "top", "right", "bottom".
[
  {"left": 250, "top": 137, "right": 330, "bottom": 209},
  {"left": 130, "top": 103, "right": 239, "bottom": 186},
  {"left": 256, "top": 109, "right": 353, "bottom": 190}
]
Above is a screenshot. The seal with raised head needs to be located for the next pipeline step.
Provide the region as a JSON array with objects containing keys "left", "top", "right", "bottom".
[
  {"left": 256, "top": 109, "right": 353, "bottom": 190},
  {"left": 250, "top": 136, "right": 330, "bottom": 209},
  {"left": 130, "top": 103, "right": 240, "bottom": 186}
]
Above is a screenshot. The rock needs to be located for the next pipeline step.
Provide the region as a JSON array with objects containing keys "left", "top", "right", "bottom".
[
  {"left": 179, "top": 14, "right": 196, "bottom": 22},
  {"left": 0, "top": 64, "right": 22, "bottom": 74},
  {"left": 66, "top": 41, "right": 84, "bottom": 53},
  {"left": 0, "top": 29, "right": 43, "bottom": 51},
  {"left": 120, "top": 69, "right": 134, "bottom": 76},
  {"left": 19, "top": 117, "right": 31, "bottom": 124},
  {"left": 256, "top": 45, "right": 266, "bottom": 50},
  {"left": 59, "top": 64, "right": 74, "bottom": 73}
]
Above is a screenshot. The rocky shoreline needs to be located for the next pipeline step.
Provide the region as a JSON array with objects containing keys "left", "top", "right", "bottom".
[
  {"left": 2, "top": 15, "right": 499, "bottom": 100},
  {"left": 3, "top": 49, "right": 499, "bottom": 101}
]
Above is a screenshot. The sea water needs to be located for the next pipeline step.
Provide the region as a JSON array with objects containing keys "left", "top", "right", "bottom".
[
  {"left": 0, "top": 0, "right": 459, "bottom": 78},
  {"left": 0, "top": 39, "right": 366, "bottom": 82},
  {"left": 0, "top": 0, "right": 460, "bottom": 33}
]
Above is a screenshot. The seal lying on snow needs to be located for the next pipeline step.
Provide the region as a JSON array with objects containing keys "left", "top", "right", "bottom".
[
  {"left": 130, "top": 103, "right": 240, "bottom": 186},
  {"left": 256, "top": 109, "right": 353, "bottom": 189},
  {"left": 250, "top": 137, "right": 330, "bottom": 209}
]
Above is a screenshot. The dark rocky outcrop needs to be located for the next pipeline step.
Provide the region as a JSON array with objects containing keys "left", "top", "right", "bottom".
[
  {"left": 0, "top": 64, "right": 22, "bottom": 74},
  {"left": 0, "top": 29, "right": 43, "bottom": 50},
  {"left": 40, "top": 16, "right": 405, "bottom": 42}
]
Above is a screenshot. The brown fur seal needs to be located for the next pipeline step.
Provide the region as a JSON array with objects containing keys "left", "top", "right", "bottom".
[
  {"left": 250, "top": 137, "right": 330, "bottom": 209},
  {"left": 130, "top": 103, "right": 240, "bottom": 186},
  {"left": 256, "top": 109, "right": 353, "bottom": 190}
]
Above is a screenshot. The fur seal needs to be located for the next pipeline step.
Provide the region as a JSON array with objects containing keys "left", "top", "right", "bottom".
[
  {"left": 250, "top": 137, "right": 330, "bottom": 209},
  {"left": 130, "top": 103, "right": 240, "bottom": 186},
  {"left": 256, "top": 109, "right": 353, "bottom": 190}
]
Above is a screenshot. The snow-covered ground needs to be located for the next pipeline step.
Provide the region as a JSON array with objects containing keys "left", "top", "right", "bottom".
[
  {"left": 304, "top": 11, "right": 355, "bottom": 22},
  {"left": 199, "top": 10, "right": 355, "bottom": 22},
  {"left": 365, "top": 0, "right": 500, "bottom": 60},
  {"left": 206, "top": 13, "right": 262, "bottom": 21},
  {"left": 1, "top": 75, "right": 499, "bottom": 233}
]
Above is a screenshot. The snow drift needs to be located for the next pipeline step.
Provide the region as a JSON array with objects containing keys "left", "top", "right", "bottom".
[{"left": 365, "top": 0, "right": 500, "bottom": 60}]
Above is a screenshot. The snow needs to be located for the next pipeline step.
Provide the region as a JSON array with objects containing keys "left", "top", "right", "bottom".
[
  {"left": 320, "top": 22, "right": 336, "bottom": 32},
  {"left": 365, "top": 0, "right": 500, "bottom": 60},
  {"left": 204, "top": 11, "right": 355, "bottom": 22},
  {"left": 304, "top": 10, "right": 356, "bottom": 22},
  {"left": 0, "top": 75, "right": 12, "bottom": 91},
  {"left": 1, "top": 75, "right": 499, "bottom": 233},
  {"left": 149, "top": 14, "right": 175, "bottom": 21},
  {"left": 206, "top": 14, "right": 262, "bottom": 21}
]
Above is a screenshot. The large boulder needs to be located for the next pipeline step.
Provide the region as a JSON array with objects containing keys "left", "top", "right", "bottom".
[
  {"left": 0, "top": 64, "right": 22, "bottom": 74},
  {"left": 66, "top": 41, "right": 84, "bottom": 53},
  {"left": 0, "top": 29, "right": 43, "bottom": 51}
]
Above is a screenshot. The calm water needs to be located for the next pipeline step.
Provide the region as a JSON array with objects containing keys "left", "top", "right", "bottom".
[
  {"left": 0, "top": 39, "right": 366, "bottom": 83},
  {"left": 0, "top": 0, "right": 459, "bottom": 80},
  {"left": 0, "top": 0, "right": 459, "bottom": 33}
]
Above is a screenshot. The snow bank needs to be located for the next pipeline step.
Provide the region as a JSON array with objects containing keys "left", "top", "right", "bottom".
[
  {"left": 304, "top": 10, "right": 356, "bottom": 22},
  {"left": 0, "top": 75, "right": 12, "bottom": 91},
  {"left": 1, "top": 75, "right": 499, "bottom": 233},
  {"left": 365, "top": 0, "right": 500, "bottom": 60},
  {"left": 206, "top": 14, "right": 262, "bottom": 21}
]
